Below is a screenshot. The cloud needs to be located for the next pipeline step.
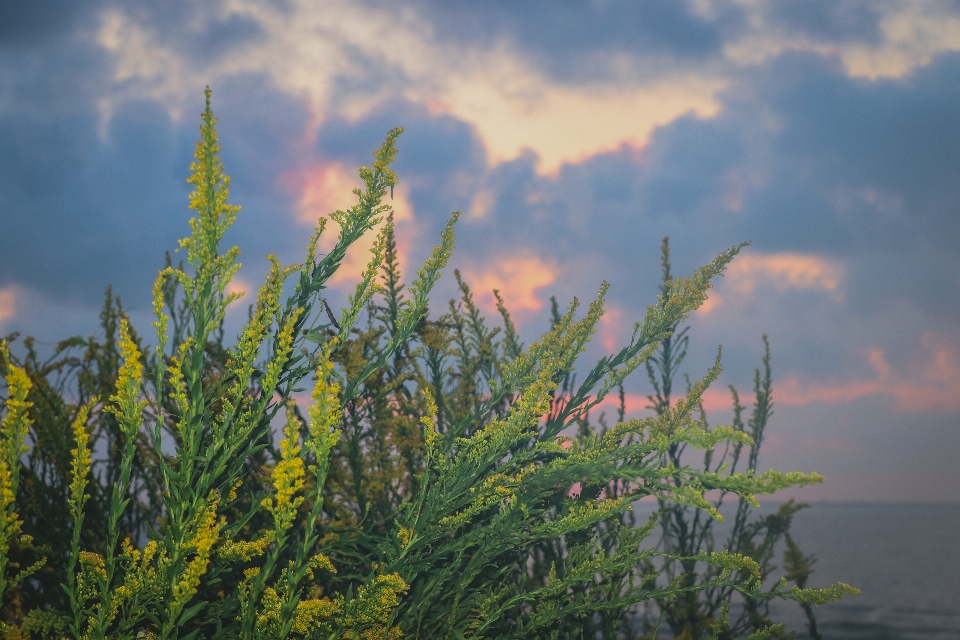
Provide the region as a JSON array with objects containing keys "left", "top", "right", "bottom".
[
  {"left": 0, "top": 0, "right": 93, "bottom": 48},
  {"left": 460, "top": 254, "right": 558, "bottom": 323},
  {"left": 283, "top": 159, "right": 417, "bottom": 288},
  {"left": 0, "top": 287, "right": 16, "bottom": 326},
  {"left": 776, "top": 334, "right": 960, "bottom": 412},
  {"left": 4, "top": 0, "right": 960, "bottom": 504},
  {"left": 85, "top": 1, "right": 729, "bottom": 175},
  {"left": 284, "top": 160, "right": 367, "bottom": 225},
  {"left": 694, "top": 252, "right": 843, "bottom": 319},
  {"left": 421, "top": 68, "right": 725, "bottom": 175},
  {"left": 587, "top": 385, "right": 742, "bottom": 425},
  {"left": 224, "top": 274, "right": 252, "bottom": 299},
  {"left": 467, "top": 188, "right": 496, "bottom": 219},
  {"left": 724, "top": 1, "right": 960, "bottom": 80},
  {"left": 407, "top": 0, "right": 737, "bottom": 75},
  {"left": 726, "top": 252, "right": 843, "bottom": 294},
  {"left": 599, "top": 306, "right": 625, "bottom": 353},
  {"left": 0, "top": 96, "right": 189, "bottom": 305}
]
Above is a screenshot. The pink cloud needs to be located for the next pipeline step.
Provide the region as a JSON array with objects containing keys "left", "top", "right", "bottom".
[
  {"left": 698, "top": 252, "right": 844, "bottom": 317},
  {"left": 598, "top": 306, "right": 624, "bottom": 353},
  {"left": 225, "top": 276, "right": 252, "bottom": 299},
  {"left": 694, "top": 292, "right": 722, "bottom": 317},
  {"left": 280, "top": 160, "right": 416, "bottom": 287},
  {"left": 569, "top": 334, "right": 960, "bottom": 427},
  {"left": 282, "top": 160, "right": 364, "bottom": 225},
  {"left": 777, "top": 334, "right": 960, "bottom": 413},
  {"left": 587, "top": 386, "right": 736, "bottom": 423}
]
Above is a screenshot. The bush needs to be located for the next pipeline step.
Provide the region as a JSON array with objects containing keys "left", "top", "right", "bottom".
[{"left": 0, "top": 89, "right": 856, "bottom": 639}]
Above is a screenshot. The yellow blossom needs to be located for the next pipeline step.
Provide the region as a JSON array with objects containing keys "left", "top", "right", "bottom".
[
  {"left": 308, "top": 350, "right": 342, "bottom": 462},
  {"left": 170, "top": 495, "right": 222, "bottom": 619},
  {"left": 291, "top": 597, "right": 340, "bottom": 634},
  {"left": 0, "top": 344, "right": 32, "bottom": 595},
  {"left": 105, "top": 319, "right": 148, "bottom": 439},
  {"left": 262, "top": 406, "right": 306, "bottom": 533},
  {"left": 218, "top": 531, "right": 275, "bottom": 563},
  {"left": 67, "top": 402, "right": 94, "bottom": 520}
]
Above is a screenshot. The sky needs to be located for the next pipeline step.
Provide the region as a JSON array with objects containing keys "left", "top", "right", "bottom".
[{"left": 1, "top": 0, "right": 959, "bottom": 502}]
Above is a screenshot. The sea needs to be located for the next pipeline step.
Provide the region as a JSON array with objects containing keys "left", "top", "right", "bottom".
[{"left": 630, "top": 502, "right": 960, "bottom": 639}]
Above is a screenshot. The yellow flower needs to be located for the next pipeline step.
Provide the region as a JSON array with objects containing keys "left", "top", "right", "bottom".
[
  {"left": 106, "top": 319, "right": 149, "bottom": 439},
  {"left": 292, "top": 597, "right": 340, "bottom": 634},
  {"left": 308, "top": 351, "right": 342, "bottom": 459},
  {"left": 262, "top": 406, "right": 306, "bottom": 533},
  {"left": 0, "top": 346, "right": 32, "bottom": 565},
  {"left": 218, "top": 531, "right": 275, "bottom": 563},
  {"left": 67, "top": 402, "right": 95, "bottom": 519},
  {"left": 170, "top": 495, "right": 222, "bottom": 617}
]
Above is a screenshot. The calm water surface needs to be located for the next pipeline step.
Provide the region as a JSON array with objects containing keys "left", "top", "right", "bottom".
[{"left": 632, "top": 502, "right": 960, "bottom": 639}]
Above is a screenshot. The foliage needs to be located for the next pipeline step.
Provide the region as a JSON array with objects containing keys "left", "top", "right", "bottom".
[
  {"left": 639, "top": 239, "right": 835, "bottom": 640},
  {"left": 0, "top": 89, "right": 856, "bottom": 639}
]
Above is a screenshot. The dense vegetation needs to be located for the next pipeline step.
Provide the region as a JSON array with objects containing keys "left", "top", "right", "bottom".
[{"left": 0, "top": 90, "right": 855, "bottom": 639}]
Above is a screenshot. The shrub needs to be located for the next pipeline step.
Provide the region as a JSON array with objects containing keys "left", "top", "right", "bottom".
[{"left": 0, "top": 89, "right": 856, "bottom": 639}]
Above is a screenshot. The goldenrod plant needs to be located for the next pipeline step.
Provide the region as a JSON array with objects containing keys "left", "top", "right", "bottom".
[
  {"left": 636, "top": 239, "right": 839, "bottom": 640},
  {"left": 0, "top": 89, "right": 856, "bottom": 639}
]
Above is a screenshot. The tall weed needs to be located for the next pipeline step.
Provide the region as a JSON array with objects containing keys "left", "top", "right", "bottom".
[{"left": 0, "top": 89, "right": 856, "bottom": 639}]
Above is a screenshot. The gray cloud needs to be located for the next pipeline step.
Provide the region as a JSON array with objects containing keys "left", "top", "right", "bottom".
[
  {"left": 767, "top": 0, "right": 884, "bottom": 44},
  {"left": 402, "top": 0, "right": 744, "bottom": 81},
  {"left": 0, "top": 0, "right": 96, "bottom": 48},
  {"left": 0, "top": 24, "right": 316, "bottom": 311}
]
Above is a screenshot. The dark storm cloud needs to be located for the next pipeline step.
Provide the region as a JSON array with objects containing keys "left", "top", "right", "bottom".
[
  {"left": 0, "top": 93, "right": 193, "bottom": 306},
  {"left": 0, "top": 0, "right": 97, "bottom": 48},
  {"left": 403, "top": 0, "right": 745, "bottom": 81},
  {"left": 717, "top": 52, "right": 960, "bottom": 331},
  {"left": 0, "top": 4, "right": 314, "bottom": 312},
  {"left": 758, "top": 53, "right": 960, "bottom": 255}
]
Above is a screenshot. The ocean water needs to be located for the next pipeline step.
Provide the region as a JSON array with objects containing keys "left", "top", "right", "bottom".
[{"left": 632, "top": 502, "right": 960, "bottom": 639}]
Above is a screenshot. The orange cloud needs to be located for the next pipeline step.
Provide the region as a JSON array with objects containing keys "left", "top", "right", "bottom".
[
  {"left": 588, "top": 335, "right": 960, "bottom": 422},
  {"left": 694, "top": 292, "right": 722, "bottom": 317},
  {"left": 777, "top": 334, "right": 960, "bottom": 413},
  {"left": 98, "top": 2, "right": 726, "bottom": 176},
  {"left": 283, "top": 161, "right": 415, "bottom": 287},
  {"left": 225, "top": 276, "right": 252, "bottom": 299},
  {"left": 461, "top": 254, "right": 557, "bottom": 323},
  {"left": 224, "top": 276, "right": 253, "bottom": 317},
  {"left": 727, "top": 253, "right": 842, "bottom": 294},
  {"left": 467, "top": 188, "right": 496, "bottom": 219},
  {"left": 433, "top": 67, "right": 725, "bottom": 174},
  {"left": 0, "top": 287, "right": 15, "bottom": 325},
  {"left": 284, "top": 161, "right": 366, "bottom": 225}
]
